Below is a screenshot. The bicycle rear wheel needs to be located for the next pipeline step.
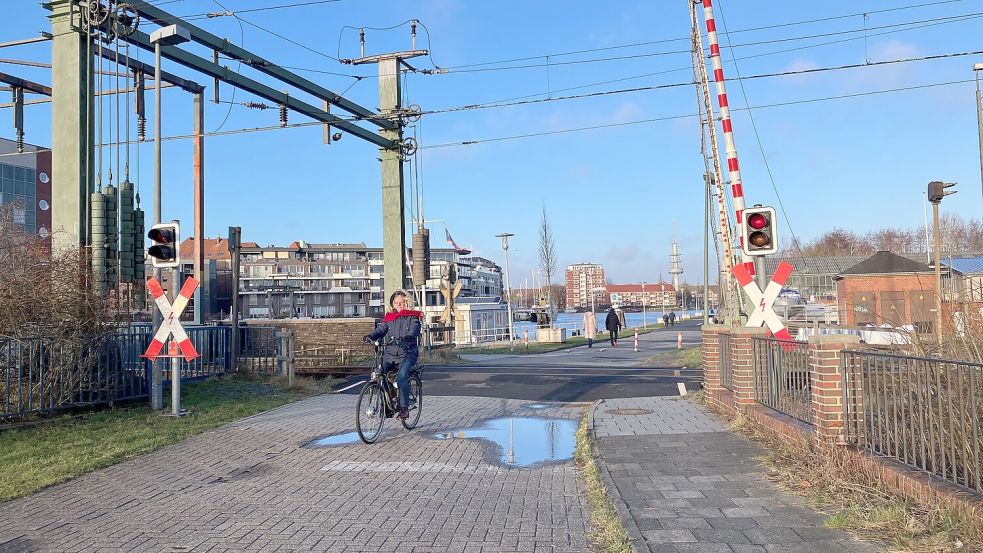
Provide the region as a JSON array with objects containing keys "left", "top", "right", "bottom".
[
  {"left": 401, "top": 374, "right": 422, "bottom": 430},
  {"left": 356, "top": 382, "right": 385, "bottom": 443}
]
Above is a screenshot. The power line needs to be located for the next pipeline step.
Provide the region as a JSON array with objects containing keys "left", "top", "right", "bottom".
[
  {"left": 438, "top": 0, "right": 966, "bottom": 70},
  {"left": 442, "top": 9, "right": 983, "bottom": 109},
  {"left": 420, "top": 79, "right": 972, "bottom": 149},
  {"left": 416, "top": 49, "right": 983, "bottom": 117},
  {"left": 7, "top": 76, "right": 957, "bottom": 153},
  {"left": 179, "top": 0, "right": 345, "bottom": 21},
  {"left": 432, "top": 11, "right": 983, "bottom": 75}
]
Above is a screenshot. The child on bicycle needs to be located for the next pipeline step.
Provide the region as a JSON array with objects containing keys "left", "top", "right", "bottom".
[{"left": 363, "top": 290, "right": 422, "bottom": 420}]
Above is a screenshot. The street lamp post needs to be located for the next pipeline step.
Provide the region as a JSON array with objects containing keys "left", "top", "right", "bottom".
[
  {"left": 642, "top": 281, "right": 646, "bottom": 329},
  {"left": 496, "top": 233, "right": 515, "bottom": 352},
  {"left": 928, "top": 180, "right": 957, "bottom": 347},
  {"left": 148, "top": 24, "right": 190, "bottom": 411}
]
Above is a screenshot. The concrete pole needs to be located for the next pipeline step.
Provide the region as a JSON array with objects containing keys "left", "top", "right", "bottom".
[
  {"left": 704, "top": 173, "right": 710, "bottom": 325},
  {"left": 49, "top": 0, "right": 93, "bottom": 249},
  {"left": 193, "top": 91, "right": 205, "bottom": 324},
  {"left": 151, "top": 40, "right": 163, "bottom": 410},
  {"left": 229, "top": 226, "right": 241, "bottom": 371},
  {"left": 378, "top": 57, "right": 407, "bottom": 303}
]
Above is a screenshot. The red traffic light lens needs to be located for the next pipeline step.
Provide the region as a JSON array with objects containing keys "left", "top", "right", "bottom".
[
  {"left": 748, "top": 231, "right": 771, "bottom": 248},
  {"left": 747, "top": 213, "right": 768, "bottom": 230},
  {"left": 148, "top": 228, "right": 173, "bottom": 244}
]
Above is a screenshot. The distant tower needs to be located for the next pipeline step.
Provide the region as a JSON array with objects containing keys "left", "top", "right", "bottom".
[{"left": 668, "top": 225, "right": 683, "bottom": 296}]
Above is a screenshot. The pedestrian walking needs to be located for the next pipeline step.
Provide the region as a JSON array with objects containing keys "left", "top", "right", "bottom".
[
  {"left": 583, "top": 309, "right": 598, "bottom": 348},
  {"left": 669, "top": 311, "right": 676, "bottom": 326},
  {"left": 663, "top": 314, "right": 669, "bottom": 327},
  {"left": 616, "top": 305, "right": 627, "bottom": 330},
  {"left": 605, "top": 306, "right": 622, "bottom": 347}
]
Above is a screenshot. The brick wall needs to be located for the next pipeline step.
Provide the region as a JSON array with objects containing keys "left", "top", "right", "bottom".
[{"left": 244, "top": 318, "right": 379, "bottom": 360}]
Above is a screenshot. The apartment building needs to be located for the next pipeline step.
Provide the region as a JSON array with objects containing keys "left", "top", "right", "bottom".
[
  {"left": 235, "top": 241, "right": 502, "bottom": 319},
  {"left": 565, "top": 263, "right": 606, "bottom": 310}
]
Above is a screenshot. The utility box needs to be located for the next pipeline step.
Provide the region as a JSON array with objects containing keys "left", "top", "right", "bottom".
[{"left": 537, "top": 327, "right": 567, "bottom": 343}]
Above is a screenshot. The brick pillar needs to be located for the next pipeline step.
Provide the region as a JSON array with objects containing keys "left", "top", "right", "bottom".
[
  {"left": 730, "top": 327, "right": 767, "bottom": 407},
  {"left": 701, "top": 324, "right": 725, "bottom": 391},
  {"left": 808, "top": 334, "right": 860, "bottom": 444}
]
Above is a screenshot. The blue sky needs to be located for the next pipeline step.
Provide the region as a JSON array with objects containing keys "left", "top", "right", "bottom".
[{"left": 4, "top": 0, "right": 983, "bottom": 286}]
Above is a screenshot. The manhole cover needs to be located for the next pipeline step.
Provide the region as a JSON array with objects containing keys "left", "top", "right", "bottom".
[{"left": 605, "top": 408, "right": 653, "bottom": 416}]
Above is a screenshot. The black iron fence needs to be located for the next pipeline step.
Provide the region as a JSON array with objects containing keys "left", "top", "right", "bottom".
[
  {"left": 719, "top": 333, "right": 733, "bottom": 390},
  {"left": 752, "top": 337, "right": 812, "bottom": 425},
  {"left": 2, "top": 325, "right": 283, "bottom": 421},
  {"left": 1, "top": 333, "right": 150, "bottom": 421},
  {"left": 842, "top": 350, "right": 982, "bottom": 493}
]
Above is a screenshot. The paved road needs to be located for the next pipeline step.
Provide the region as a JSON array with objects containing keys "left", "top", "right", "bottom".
[{"left": 337, "top": 321, "right": 704, "bottom": 402}]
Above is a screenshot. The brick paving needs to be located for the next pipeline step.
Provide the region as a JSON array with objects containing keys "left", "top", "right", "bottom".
[
  {"left": 592, "top": 397, "right": 884, "bottom": 553},
  {"left": 0, "top": 395, "right": 587, "bottom": 553}
]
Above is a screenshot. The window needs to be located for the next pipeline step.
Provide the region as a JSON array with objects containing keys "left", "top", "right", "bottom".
[{"left": 910, "top": 290, "right": 933, "bottom": 332}]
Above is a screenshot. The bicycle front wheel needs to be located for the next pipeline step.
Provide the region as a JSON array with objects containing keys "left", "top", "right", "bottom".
[
  {"left": 356, "top": 382, "right": 385, "bottom": 444},
  {"left": 401, "top": 375, "right": 422, "bottom": 430}
]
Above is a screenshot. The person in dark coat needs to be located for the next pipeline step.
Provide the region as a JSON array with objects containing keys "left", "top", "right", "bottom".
[
  {"left": 605, "top": 306, "right": 622, "bottom": 347},
  {"left": 364, "top": 290, "right": 422, "bottom": 419}
]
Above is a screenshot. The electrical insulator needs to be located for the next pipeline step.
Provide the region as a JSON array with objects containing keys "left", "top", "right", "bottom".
[
  {"left": 279, "top": 104, "right": 288, "bottom": 127},
  {"left": 137, "top": 115, "right": 146, "bottom": 141}
]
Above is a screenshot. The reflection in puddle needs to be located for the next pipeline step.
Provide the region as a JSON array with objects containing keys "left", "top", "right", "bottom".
[
  {"left": 305, "top": 431, "right": 362, "bottom": 447},
  {"left": 524, "top": 404, "right": 549, "bottom": 410},
  {"left": 432, "top": 417, "right": 577, "bottom": 467}
]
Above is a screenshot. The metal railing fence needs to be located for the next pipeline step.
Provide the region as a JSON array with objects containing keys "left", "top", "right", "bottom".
[
  {"left": 842, "top": 350, "right": 982, "bottom": 493},
  {"left": 1, "top": 333, "right": 150, "bottom": 421},
  {"left": 752, "top": 337, "right": 812, "bottom": 425},
  {"left": 719, "top": 333, "right": 733, "bottom": 390},
  {"left": 237, "top": 326, "right": 279, "bottom": 374}
]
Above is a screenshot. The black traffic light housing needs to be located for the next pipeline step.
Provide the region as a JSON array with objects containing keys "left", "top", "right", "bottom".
[
  {"left": 741, "top": 205, "right": 778, "bottom": 256},
  {"left": 927, "top": 181, "right": 956, "bottom": 204},
  {"left": 148, "top": 221, "right": 180, "bottom": 268}
]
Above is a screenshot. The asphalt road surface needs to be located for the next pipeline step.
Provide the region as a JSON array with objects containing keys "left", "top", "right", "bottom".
[{"left": 336, "top": 320, "right": 704, "bottom": 402}]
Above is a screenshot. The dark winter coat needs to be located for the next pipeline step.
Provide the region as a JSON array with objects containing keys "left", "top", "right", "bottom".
[
  {"left": 368, "top": 310, "right": 422, "bottom": 363},
  {"left": 605, "top": 308, "right": 621, "bottom": 332}
]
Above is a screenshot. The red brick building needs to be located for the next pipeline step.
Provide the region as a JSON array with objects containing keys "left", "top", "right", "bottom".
[
  {"left": 835, "top": 251, "right": 943, "bottom": 330},
  {"left": 607, "top": 283, "right": 676, "bottom": 309},
  {"left": 565, "top": 263, "right": 606, "bottom": 310}
]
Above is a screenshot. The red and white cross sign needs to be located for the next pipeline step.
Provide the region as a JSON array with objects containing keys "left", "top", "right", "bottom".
[
  {"left": 142, "top": 276, "right": 200, "bottom": 361},
  {"left": 732, "top": 261, "right": 795, "bottom": 342}
]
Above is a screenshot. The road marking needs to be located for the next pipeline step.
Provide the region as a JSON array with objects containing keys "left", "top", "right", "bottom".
[{"left": 336, "top": 380, "right": 367, "bottom": 393}]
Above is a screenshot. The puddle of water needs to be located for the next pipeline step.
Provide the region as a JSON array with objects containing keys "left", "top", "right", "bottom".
[
  {"left": 306, "top": 431, "right": 363, "bottom": 447},
  {"left": 432, "top": 417, "right": 578, "bottom": 467},
  {"left": 524, "top": 403, "right": 549, "bottom": 410}
]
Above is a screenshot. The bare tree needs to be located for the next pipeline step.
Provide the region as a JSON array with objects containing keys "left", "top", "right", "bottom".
[{"left": 538, "top": 206, "right": 557, "bottom": 317}]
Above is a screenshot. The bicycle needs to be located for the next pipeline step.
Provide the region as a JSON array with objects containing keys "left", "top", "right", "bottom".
[{"left": 355, "top": 336, "right": 423, "bottom": 444}]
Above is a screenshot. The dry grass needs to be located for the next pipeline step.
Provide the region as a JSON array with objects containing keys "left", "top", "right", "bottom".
[
  {"left": 728, "top": 413, "right": 983, "bottom": 553},
  {"left": 575, "top": 411, "right": 631, "bottom": 553}
]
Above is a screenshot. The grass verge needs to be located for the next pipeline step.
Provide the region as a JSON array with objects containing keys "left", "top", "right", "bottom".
[
  {"left": 644, "top": 344, "right": 704, "bottom": 368},
  {"left": 575, "top": 410, "right": 632, "bottom": 553},
  {"left": 0, "top": 373, "right": 337, "bottom": 503},
  {"left": 728, "top": 413, "right": 982, "bottom": 553}
]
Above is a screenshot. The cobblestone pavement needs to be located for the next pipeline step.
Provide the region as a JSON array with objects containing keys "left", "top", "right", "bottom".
[
  {"left": 0, "top": 395, "right": 588, "bottom": 553},
  {"left": 592, "top": 397, "right": 884, "bottom": 553}
]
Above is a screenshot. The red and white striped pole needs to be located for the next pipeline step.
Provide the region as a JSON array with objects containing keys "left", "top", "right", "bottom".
[
  {"left": 634, "top": 329, "right": 638, "bottom": 352},
  {"left": 701, "top": 0, "right": 754, "bottom": 276}
]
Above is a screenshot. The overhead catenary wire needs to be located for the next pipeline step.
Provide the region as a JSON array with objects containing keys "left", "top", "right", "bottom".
[
  {"left": 439, "top": 0, "right": 966, "bottom": 70},
  {"left": 4, "top": 77, "right": 959, "bottom": 155}
]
